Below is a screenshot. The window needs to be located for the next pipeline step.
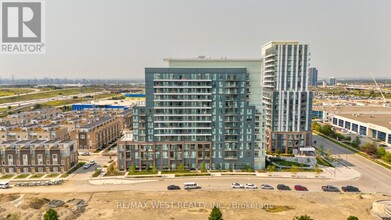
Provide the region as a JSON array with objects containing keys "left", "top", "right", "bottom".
[
  {"left": 37, "top": 154, "right": 43, "bottom": 165},
  {"left": 80, "top": 134, "right": 85, "bottom": 139},
  {"left": 22, "top": 154, "right": 28, "bottom": 166}
]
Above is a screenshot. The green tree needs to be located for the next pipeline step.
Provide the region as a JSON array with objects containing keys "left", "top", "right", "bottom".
[
  {"left": 293, "top": 215, "right": 314, "bottom": 220},
  {"left": 347, "top": 216, "right": 359, "bottom": 220},
  {"left": 267, "top": 165, "right": 276, "bottom": 172},
  {"left": 245, "top": 164, "right": 253, "bottom": 172},
  {"left": 377, "top": 146, "right": 386, "bottom": 157},
  {"left": 351, "top": 136, "right": 361, "bottom": 148},
  {"left": 152, "top": 164, "right": 158, "bottom": 173},
  {"left": 128, "top": 165, "right": 136, "bottom": 174},
  {"left": 290, "top": 165, "right": 299, "bottom": 174},
  {"left": 381, "top": 152, "right": 391, "bottom": 162},
  {"left": 177, "top": 163, "right": 184, "bottom": 173},
  {"left": 44, "top": 209, "right": 59, "bottom": 220},
  {"left": 201, "top": 162, "right": 207, "bottom": 173},
  {"left": 361, "top": 141, "right": 377, "bottom": 156},
  {"left": 209, "top": 206, "right": 223, "bottom": 220},
  {"left": 325, "top": 149, "right": 332, "bottom": 160},
  {"left": 314, "top": 163, "right": 321, "bottom": 175}
]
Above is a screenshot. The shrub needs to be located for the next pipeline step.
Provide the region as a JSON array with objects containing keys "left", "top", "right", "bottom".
[
  {"left": 293, "top": 215, "right": 314, "bottom": 220},
  {"left": 44, "top": 209, "right": 59, "bottom": 220},
  {"left": 209, "top": 206, "right": 223, "bottom": 220}
]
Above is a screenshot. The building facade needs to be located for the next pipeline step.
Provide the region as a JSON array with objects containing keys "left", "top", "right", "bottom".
[
  {"left": 165, "top": 58, "right": 265, "bottom": 169},
  {"left": 329, "top": 77, "right": 336, "bottom": 86},
  {"left": 0, "top": 139, "right": 78, "bottom": 174},
  {"left": 75, "top": 117, "right": 122, "bottom": 151},
  {"left": 118, "top": 67, "right": 258, "bottom": 171},
  {"left": 261, "top": 41, "right": 313, "bottom": 153},
  {"left": 308, "top": 67, "right": 318, "bottom": 87}
]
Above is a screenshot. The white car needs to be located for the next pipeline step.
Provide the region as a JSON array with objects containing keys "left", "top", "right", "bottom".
[
  {"left": 245, "top": 183, "right": 257, "bottom": 189},
  {"left": 261, "top": 184, "right": 274, "bottom": 190},
  {"left": 231, "top": 183, "right": 243, "bottom": 188},
  {"left": 89, "top": 160, "right": 96, "bottom": 165},
  {"left": 83, "top": 163, "right": 91, "bottom": 169}
]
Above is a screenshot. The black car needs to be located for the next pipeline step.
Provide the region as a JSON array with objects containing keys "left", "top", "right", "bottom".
[
  {"left": 277, "top": 184, "right": 291, "bottom": 191},
  {"left": 341, "top": 185, "right": 360, "bottom": 192},
  {"left": 167, "top": 185, "right": 181, "bottom": 190}
]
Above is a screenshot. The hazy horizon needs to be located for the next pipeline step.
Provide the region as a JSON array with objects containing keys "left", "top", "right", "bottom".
[{"left": 0, "top": 0, "right": 390, "bottom": 80}]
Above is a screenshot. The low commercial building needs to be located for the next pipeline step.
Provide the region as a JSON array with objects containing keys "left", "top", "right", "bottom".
[
  {"left": 0, "top": 139, "right": 78, "bottom": 174},
  {"left": 75, "top": 117, "right": 122, "bottom": 151},
  {"left": 315, "top": 106, "right": 391, "bottom": 147}
]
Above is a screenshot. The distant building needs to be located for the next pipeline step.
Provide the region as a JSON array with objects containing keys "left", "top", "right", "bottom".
[
  {"left": 261, "top": 41, "right": 313, "bottom": 154},
  {"left": 329, "top": 77, "right": 336, "bottom": 86},
  {"left": 308, "top": 67, "right": 318, "bottom": 87},
  {"left": 0, "top": 139, "right": 78, "bottom": 174}
]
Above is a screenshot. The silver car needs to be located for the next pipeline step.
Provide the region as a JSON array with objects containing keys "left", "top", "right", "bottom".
[{"left": 244, "top": 183, "right": 257, "bottom": 189}]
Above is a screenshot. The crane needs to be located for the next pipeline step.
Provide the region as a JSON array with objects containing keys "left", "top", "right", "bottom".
[{"left": 369, "top": 72, "right": 389, "bottom": 107}]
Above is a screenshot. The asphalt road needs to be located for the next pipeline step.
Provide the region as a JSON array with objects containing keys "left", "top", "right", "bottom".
[
  {"left": 313, "top": 134, "right": 391, "bottom": 194},
  {"left": 3, "top": 135, "right": 391, "bottom": 195}
]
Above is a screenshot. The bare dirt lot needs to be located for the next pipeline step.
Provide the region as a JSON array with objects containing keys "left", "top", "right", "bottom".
[{"left": 0, "top": 190, "right": 386, "bottom": 220}]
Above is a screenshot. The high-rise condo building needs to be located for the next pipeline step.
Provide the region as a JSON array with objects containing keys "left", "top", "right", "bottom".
[
  {"left": 118, "top": 67, "right": 261, "bottom": 171},
  {"left": 261, "top": 41, "right": 313, "bottom": 154},
  {"left": 308, "top": 67, "right": 318, "bottom": 87}
]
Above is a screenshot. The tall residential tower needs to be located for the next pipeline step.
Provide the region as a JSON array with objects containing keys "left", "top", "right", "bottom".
[
  {"left": 308, "top": 67, "right": 318, "bottom": 87},
  {"left": 261, "top": 41, "right": 313, "bottom": 154}
]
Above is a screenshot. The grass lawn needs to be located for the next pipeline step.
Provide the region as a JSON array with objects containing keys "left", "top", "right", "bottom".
[
  {"left": 45, "top": 173, "right": 60, "bottom": 178},
  {"left": 0, "top": 88, "right": 102, "bottom": 104},
  {"left": 271, "top": 159, "right": 310, "bottom": 167},
  {"left": 39, "top": 93, "right": 118, "bottom": 108},
  {"left": 15, "top": 174, "right": 30, "bottom": 179},
  {"left": 316, "top": 156, "right": 334, "bottom": 167},
  {"left": 264, "top": 205, "right": 294, "bottom": 213},
  {"left": 0, "top": 174, "right": 15, "bottom": 179},
  {"left": 59, "top": 162, "right": 86, "bottom": 178},
  {"left": 104, "top": 171, "right": 126, "bottom": 177},
  {"left": 128, "top": 171, "right": 158, "bottom": 175},
  {"left": 0, "top": 88, "right": 35, "bottom": 97},
  {"left": 29, "top": 173, "right": 45, "bottom": 179}
]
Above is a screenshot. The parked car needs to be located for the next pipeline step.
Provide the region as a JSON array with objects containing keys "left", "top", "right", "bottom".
[
  {"left": 231, "top": 183, "right": 244, "bottom": 189},
  {"left": 261, "top": 184, "right": 274, "bottom": 190},
  {"left": 244, "top": 183, "right": 257, "bottom": 189},
  {"left": 89, "top": 160, "right": 96, "bottom": 165},
  {"left": 322, "top": 185, "right": 340, "bottom": 192},
  {"left": 167, "top": 185, "right": 181, "bottom": 190},
  {"left": 83, "top": 163, "right": 91, "bottom": 169},
  {"left": 294, "top": 185, "right": 308, "bottom": 191},
  {"left": 277, "top": 184, "right": 291, "bottom": 191},
  {"left": 184, "top": 182, "right": 199, "bottom": 189},
  {"left": 341, "top": 185, "right": 360, "bottom": 192},
  {"left": 0, "top": 182, "right": 9, "bottom": 189},
  {"left": 80, "top": 152, "right": 90, "bottom": 156}
]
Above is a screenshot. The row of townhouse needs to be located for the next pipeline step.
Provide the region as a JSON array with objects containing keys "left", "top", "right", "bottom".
[
  {"left": 71, "top": 116, "right": 123, "bottom": 151},
  {"left": 0, "top": 139, "right": 78, "bottom": 174},
  {"left": 0, "top": 123, "right": 69, "bottom": 142}
]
